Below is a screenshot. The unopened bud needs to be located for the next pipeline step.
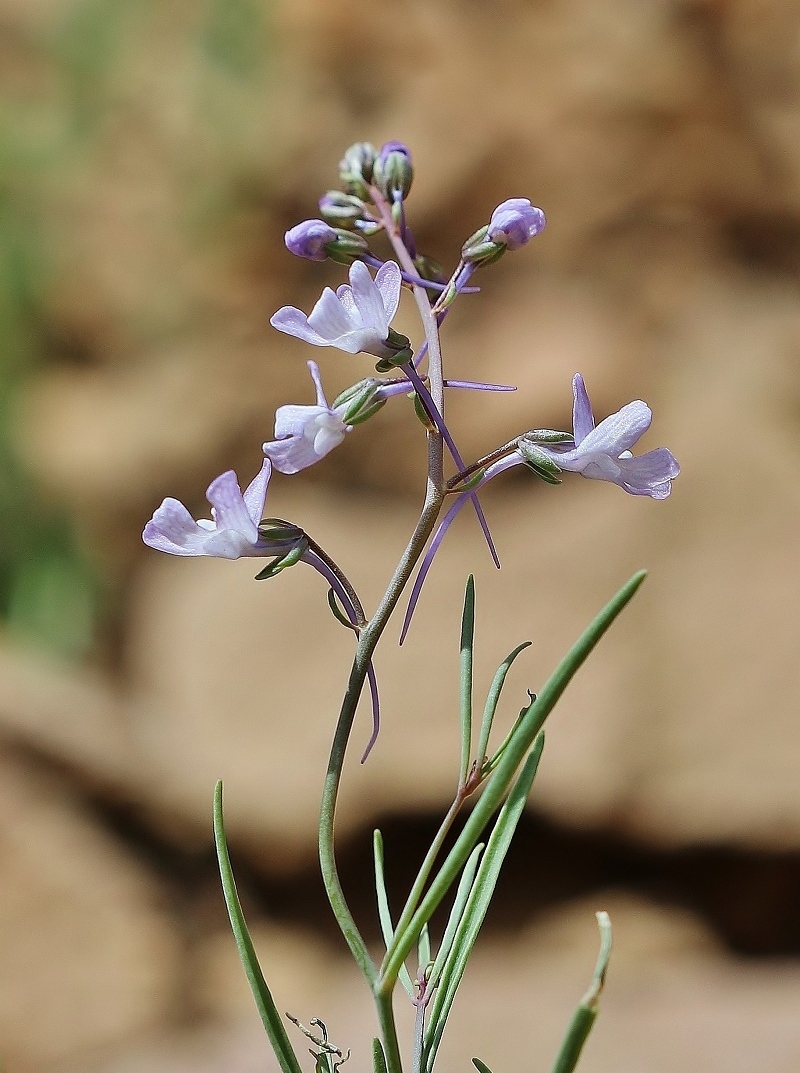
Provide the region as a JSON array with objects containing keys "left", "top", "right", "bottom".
[
  {"left": 285, "top": 220, "right": 338, "bottom": 261},
  {"left": 487, "top": 199, "right": 546, "bottom": 251},
  {"left": 339, "top": 142, "right": 378, "bottom": 199},
  {"left": 413, "top": 254, "right": 447, "bottom": 285},
  {"left": 373, "top": 141, "right": 413, "bottom": 201},
  {"left": 319, "top": 191, "right": 367, "bottom": 228}
]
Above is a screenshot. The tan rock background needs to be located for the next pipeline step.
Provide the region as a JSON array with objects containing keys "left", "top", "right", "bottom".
[{"left": 1, "top": 0, "right": 800, "bottom": 1069}]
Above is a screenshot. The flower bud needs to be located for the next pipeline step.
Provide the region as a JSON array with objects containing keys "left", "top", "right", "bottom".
[
  {"left": 319, "top": 191, "right": 367, "bottom": 228},
  {"left": 413, "top": 254, "right": 447, "bottom": 285},
  {"left": 487, "top": 199, "right": 546, "bottom": 251},
  {"left": 324, "top": 229, "right": 370, "bottom": 265},
  {"left": 373, "top": 141, "right": 413, "bottom": 201},
  {"left": 285, "top": 220, "right": 339, "bottom": 261},
  {"left": 339, "top": 142, "right": 378, "bottom": 199},
  {"left": 461, "top": 225, "right": 503, "bottom": 266}
]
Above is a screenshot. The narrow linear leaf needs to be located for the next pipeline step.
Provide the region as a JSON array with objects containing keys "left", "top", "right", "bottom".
[
  {"left": 423, "top": 740, "right": 544, "bottom": 1073},
  {"left": 426, "top": 843, "right": 484, "bottom": 995},
  {"left": 475, "top": 641, "right": 532, "bottom": 768},
  {"left": 213, "top": 782, "right": 303, "bottom": 1073},
  {"left": 379, "top": 571, "right": 645, "bottom": 987},
  {"left": 373, "top": 830, "right": 415, "bottom": 998},
  {"left": 418, "top": 922, "right": 431, "bottom": 972},
  {"left": 372, "top": 1038, "right": 389, "bottom": 1073},
  {"left": 459, "top": 575, "right": 476, "bottom": 785},
  {"left": 550, "top": 912, "right": 613, "bottom": 1073},
  {"left": 472, "top": 1060, "right": 494, "bottom": 1073}
]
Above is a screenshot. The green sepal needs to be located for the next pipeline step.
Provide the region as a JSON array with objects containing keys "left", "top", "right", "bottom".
[
  {"left": 523, "top": 429, "right": 573, "bottom": 444},
  {"left": 413, "top": 391, "right": 436, "bottom": 430},
  {"left": 253, "top": 540, "right": 307, "bottom": 580},
  {"left": 449, "top": 469, "right": 486, "bottom": 494},
  {"left": 348, "top": 399, "right": 387, "bottom": 425},
  {"left": 518, "top": 441, "right": 563, "bottom": 485},
  {"left": 414, "top": 253, "right": 447, "bottom": 284},
  {"left": 472, "top": 1060, "right": 494, "bottom": 1073},
  {"left": 327, "top": 588, "right": 358, "bottom": 631},
  {"left": 550, "top": 912, "right": 612, "bottom": 1073},
  {"left": 213, "top": 782, "right": 304, "bottom": 1073},
  {"left": 333, "top": 379, "right": 376, "bottom": 408}
]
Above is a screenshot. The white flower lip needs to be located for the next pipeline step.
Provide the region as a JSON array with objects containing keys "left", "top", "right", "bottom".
[
  {"left": 270, "top": 260, "right": 402, "bottom": 358},
  {"left": 262, "top": 361, "right": 352, "bottom": 474}
]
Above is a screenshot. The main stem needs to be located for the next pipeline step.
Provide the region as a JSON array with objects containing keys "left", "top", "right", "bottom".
[{"left": 318, "top": 191, "right": 448, "bottom": 1073}]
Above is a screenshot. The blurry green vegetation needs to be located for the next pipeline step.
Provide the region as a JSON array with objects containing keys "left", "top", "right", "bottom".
[{"left": 0, "top": 0, "right": 273, "bottom": 659}]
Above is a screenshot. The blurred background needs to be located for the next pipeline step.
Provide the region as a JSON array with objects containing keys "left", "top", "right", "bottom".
[{"left": 2, "top": 0, "right": 800, "bottom": 1070}]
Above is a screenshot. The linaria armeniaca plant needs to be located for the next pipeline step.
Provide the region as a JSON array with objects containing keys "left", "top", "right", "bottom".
[{"left": 143, "top": 140, "right": 679, "bottom": 1073}]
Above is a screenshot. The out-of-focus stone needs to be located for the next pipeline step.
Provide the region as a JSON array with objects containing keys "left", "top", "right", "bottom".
[
  {"left": 69, "top": 895, "right": 800, "bottom": 1073},
  {"left": 0, "top": 750, "right": 181, "bottom": 1070},
  {"left": 0, "top": 632, "right": 133, "bottom": 791}
]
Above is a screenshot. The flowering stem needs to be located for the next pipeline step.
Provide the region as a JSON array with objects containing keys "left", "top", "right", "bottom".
[{"left": 319, "top": 487, "right": 445, "bottom": 1073}]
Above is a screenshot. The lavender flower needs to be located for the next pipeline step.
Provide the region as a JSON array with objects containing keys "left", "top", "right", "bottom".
[
  {"left": 142, "top": 459, "right": 294, "bottom": 559},
  {"left": 373, "top": 141, "right": 413, "bottom": 200},
  {"left": 534, "top": 374, "right": 680, "bottom": 498},
  {"left": 487, "top": 199, "right": 546, "bottom": 250},
  {"left": 270, "top": 260, "right": 403, "bottom": 359},
  {"left": 285, "top": 220, "right": 339, "bottom": 261},
  {"left": 263, "top": 361, "right": 353, "bottom": 474},
  {"left": 399, "top": 374, "right": 679, "bottom": 640}
]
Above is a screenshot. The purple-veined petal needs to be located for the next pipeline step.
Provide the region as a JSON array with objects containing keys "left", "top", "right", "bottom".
[
  {"left": 206, "top": 470, "right": 259, "bottom": 544},
  {"left": 348, "top": 259, "right": 389, "bottom": 333},
  {"left": 272, "top": 403, "right": 329, "bottom": 439},
  {"left": 270, "top": 306, "right": 330, "bottom": 347},
  {"left": 613, "top": 448, "right": 680, "bottom": 497},
  {"left": 577, "top": 400, "right": 652, "bottom": 458},
  {"left": 143, "top": 498, "right": 210, "bottom": 555},
  {"left": 242, "top": 458, "right": 272, "bottom": 527},
  {"left": 263, "top": 433, "right": 322, "bottom": 474},
  {"left": 307, "top": 286, "right": 359, "bottom": 340},
  {"left": 374, "top": 260, "right": 402, "bottom": 321},
  {"left": 572, "top": 373, "right": 595, "bottom": 445}
]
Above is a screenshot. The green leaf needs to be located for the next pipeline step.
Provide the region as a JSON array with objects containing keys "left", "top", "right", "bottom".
[
  {"left": 475, "top": 641, "right": 532, "bottom": 770},
  {"left": 426, "top": 843, "right": 484, "bottom": 997},
  {"left": 550, "top": 912, "right": 613, "bottom": 1073},
  {"left": 213, "top": 782, "right": 303, "bottom": 1073},
  {"left": 472, "top": 1060, "right": 494, "bottom": 1073},
  {"left": 373, "top": 830, "right": 415, "bottom": 999},
  {"left": 459, "top": 575, "right": 476, "bottom": 785},
  {"left": 418, "top": 922, "right": 431, "bottom": 973},
  {"left": 422, "top": 739, "right": 544, "bottom": 1072},
  {"left": 379, "top": 571, "right": 646, "bottom": 988}
]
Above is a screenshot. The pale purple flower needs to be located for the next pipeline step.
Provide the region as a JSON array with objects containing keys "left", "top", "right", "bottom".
[
  {"left": 285, "top": 220, "right": 338, "bottom": 261},
  {"left": 270, "top": 260, "right": 402, "bottom": 358},
  {"left": 399, "top": 374, "right": 679, "bottom": 641},
  {"left": 143, "top": 459, "right": 284, "bottom": 559},
  {"left": 262, "top": 361, "right": 352, "bottom": 474},
  {"left": 487, "top": 199, "right": 546, "bottom": 251},
  {"left": 536, "top": 374, "right": 680, "bottom": 499}
]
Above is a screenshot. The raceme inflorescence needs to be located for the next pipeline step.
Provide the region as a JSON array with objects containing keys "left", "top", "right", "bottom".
[{"left": 143, "top": 140, "right": 679, "bottom": 1073}]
